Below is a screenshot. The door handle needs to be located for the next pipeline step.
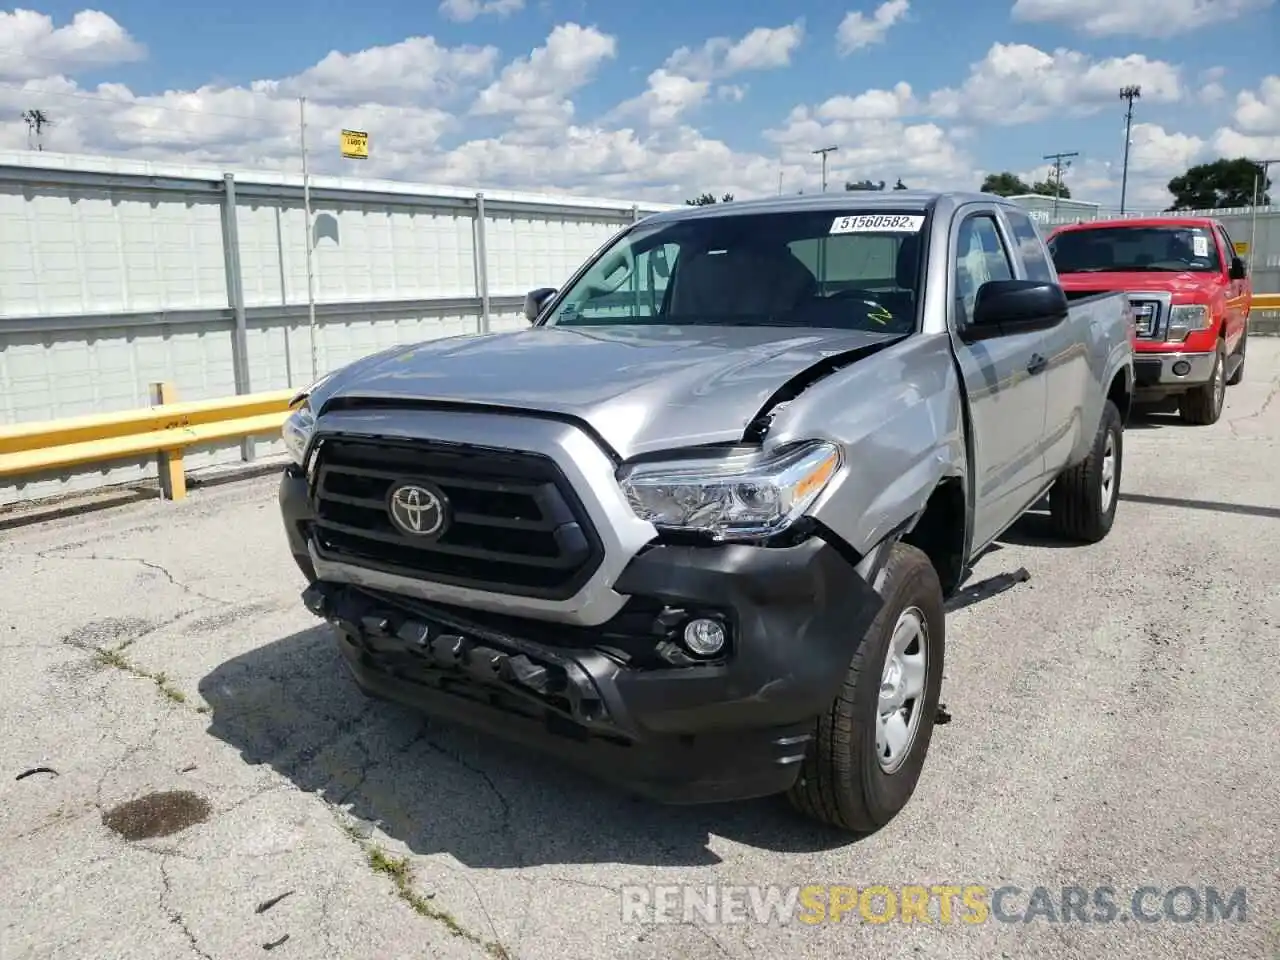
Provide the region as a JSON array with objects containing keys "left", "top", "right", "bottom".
[{"left": 1027, "top": 354, "right": 1048, "bottom": 375}]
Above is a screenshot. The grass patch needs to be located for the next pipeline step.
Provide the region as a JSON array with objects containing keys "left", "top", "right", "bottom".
[
  {"left": 90, "top": 645, "right": 194, "bottom": 709},
  {"left": 339, "top": 821, "right": 510, "bottom": 959}
]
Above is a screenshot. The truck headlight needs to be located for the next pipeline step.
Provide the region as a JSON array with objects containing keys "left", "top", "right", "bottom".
[
  {"left": 282, "top": 400, "right": 315, "bottom": 466},
  {"left": 1166, "top": 304, "right": 1210, "bottom": 342},
  {"left": 618, "top": 440, "right": 842, "bottom": 541}
]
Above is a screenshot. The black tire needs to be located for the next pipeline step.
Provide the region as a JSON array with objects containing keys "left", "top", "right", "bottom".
[
  {"left": 786, "top": 542, "right": 944, "bottom": 834},
  {"left": 1048, "top": 398, "right": 1123, "bottom": 544},
  {"left": 1226, "top": 327, "right": 1247, "bottom": 386},
  {"left": 1178, "top": 338, "right": 1226, "bottom": 425}
]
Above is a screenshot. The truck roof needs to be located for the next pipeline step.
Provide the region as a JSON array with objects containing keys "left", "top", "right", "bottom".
[
  {"left": 1050, "top": 215, "right": 1223, "bottom": 234},
  {"left": 640, "top": 189, "right": 1020, "bottom": 225}
]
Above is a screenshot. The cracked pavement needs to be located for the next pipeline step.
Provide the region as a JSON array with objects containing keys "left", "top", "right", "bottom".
[{"left": 1, "top": 342, "right": 1277, "bottom": 960}]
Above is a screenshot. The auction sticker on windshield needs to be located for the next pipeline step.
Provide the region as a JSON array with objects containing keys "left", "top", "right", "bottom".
[{"left": 830, "top": 214, "right": 925, "bottom": 234}]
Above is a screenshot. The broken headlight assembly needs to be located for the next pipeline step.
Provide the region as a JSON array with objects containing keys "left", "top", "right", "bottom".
[
  {"left": 618, "top": 440, "right": 842, "bottom": 542},
  {"left": 281, "top": 372, "right": 332, "bottom": 466},
  {"left": 281, "top": 399, "right": 315, "bottom": 466}
]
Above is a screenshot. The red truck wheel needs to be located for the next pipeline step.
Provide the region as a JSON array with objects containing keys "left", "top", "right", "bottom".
[{"left": 1179, "top": 338, "right": 1226, "bottom": 425}]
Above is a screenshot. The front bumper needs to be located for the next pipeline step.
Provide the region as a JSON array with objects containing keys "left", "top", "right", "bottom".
[
  {"left": 1134, "top": 350, "right": 1215, "bottom": 390},
  {"left": 279, "top": 468, "right": 883, "bottom": 804}
]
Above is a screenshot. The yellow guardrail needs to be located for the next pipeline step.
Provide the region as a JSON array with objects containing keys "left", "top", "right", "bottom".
[
  {"left": 1253, "top": 293, "right": 1280, "bottom": 310},
  {"left": 0, "top": 382, "right": 295, "bottom": 500}
]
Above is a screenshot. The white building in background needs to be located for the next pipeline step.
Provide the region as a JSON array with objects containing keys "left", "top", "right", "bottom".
[{"left": 1006, "top": 193, "right": 1103, "bottom": 224}]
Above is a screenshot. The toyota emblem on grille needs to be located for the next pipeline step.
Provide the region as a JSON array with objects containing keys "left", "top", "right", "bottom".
[{"left": 387, "top": 481, "right": 449, "bottom": 538}]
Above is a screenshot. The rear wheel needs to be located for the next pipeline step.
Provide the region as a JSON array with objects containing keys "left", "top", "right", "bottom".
[
  {"left": 1048, "top": 398, "right": 1122, "bottom": 544},
  {"left": 1179, "top": 338, "right": 1226, "bottom": 425},
  {"left": 786, "top": 543, "right": 944, "bottom": 834}
]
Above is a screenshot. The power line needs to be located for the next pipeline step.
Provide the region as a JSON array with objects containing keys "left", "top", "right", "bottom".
[
  {"left": 1119, "top": 85, "right": 1141, "bottom": 215},
  {"left": 1042, "top": 150, "right": 1078, "bottom": 217}
]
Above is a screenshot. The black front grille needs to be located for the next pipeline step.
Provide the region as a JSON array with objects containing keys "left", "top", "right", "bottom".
[{"left": 310, "top": 436, "right": 604, "bottom": 599}]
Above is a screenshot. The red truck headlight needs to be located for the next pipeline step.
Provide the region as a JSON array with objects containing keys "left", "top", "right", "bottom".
[{"left": 1166, "top": 304, "right": 1210, "bottom": 342}]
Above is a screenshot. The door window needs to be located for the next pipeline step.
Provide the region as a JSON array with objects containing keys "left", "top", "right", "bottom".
[
  {"left": 1003, "top": 208, "right": 1055, "bottom": 283},
  {"left": 954, "top": 214, "right": 1015, "bottom": 328}
]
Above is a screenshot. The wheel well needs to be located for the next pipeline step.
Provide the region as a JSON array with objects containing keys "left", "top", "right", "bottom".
[
  {"left": 901, "top": 478, "right": 967, "bottom": 597},
  {"left": 1107, "top": 369, "right": 1133, "bottom": 426}
]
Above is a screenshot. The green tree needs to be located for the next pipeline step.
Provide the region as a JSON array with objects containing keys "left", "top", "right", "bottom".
[
  {"left": 980, "top": 171, "right": 1030, "bottom": 196},
  {"left": 1166, "top": 157, "right": 1272, "bottom": 210},
  {"left": 846, "top": 179, "right": 886, "bottom": 191},
  {"left": 1033, "top": 178, "right": 1071, "bottom": 199},
  {"left": 685, "top": 192, "right": 734, "bottom": 205}
]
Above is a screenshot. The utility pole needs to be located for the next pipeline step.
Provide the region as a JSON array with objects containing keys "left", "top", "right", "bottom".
[
  {"left": 298, "top": 97, "right": 318, "bottom": 385},
  {"left": 1043, "top": 150, "right": 1078, "bottom": 219},
  {"left": 1119, "top": 85, "right": 1141, "bottom": 215},
  {"left": 813, "top": 145, "right": 838, "bottom": 193},
  {"left": 1248, "top": 158, "right": 1277, "bottom": 277}
]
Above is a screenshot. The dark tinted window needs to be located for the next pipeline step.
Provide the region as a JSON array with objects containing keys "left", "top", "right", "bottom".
[
  {"left": 1048, "top": 224, "right": 1221, "bottom": 274},
  {"left": 544, "top": 209, "right": 929, "bottom": 334},
  {"left": 1003, "top": 208, "right": 1055, "bottom": 282}
]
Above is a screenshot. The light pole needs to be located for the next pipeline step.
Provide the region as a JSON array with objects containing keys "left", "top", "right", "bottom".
[
  {"left": 813, "top": 145, "right": 838, "bottom": 193},
  {"left": 1119, "top": 85, "right": 1141, "bottom": 215},
  {"left": 1248, "top": 158, "right": 1276, "bottom": 277}
]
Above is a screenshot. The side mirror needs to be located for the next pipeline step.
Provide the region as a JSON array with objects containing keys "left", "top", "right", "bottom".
[
  {"left": 964, "top": 279, "right": 1069, "bottom": 341},
  {"left": 1228, "top": 257, "right": 1247, "bottom": 281},
  {"left": 523, "top": 287, "right": 557, "bottom": 323}
]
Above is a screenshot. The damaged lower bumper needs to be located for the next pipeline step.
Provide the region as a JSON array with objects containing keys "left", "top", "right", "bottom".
[{"left": 285, "top": 470, "right": 884, "bottom": 804}]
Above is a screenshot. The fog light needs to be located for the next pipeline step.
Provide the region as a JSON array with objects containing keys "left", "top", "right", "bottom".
[
  {"left": 1172, "top": 360, "right": 1191, "bottom": 376},
  {"left": 683, "top": 618, "right": 726, "bottom": 657}
]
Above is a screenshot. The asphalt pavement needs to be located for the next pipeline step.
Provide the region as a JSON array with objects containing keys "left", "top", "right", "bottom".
[{"left": 2, "top": 342, "right": 1278, "bottom": 960}]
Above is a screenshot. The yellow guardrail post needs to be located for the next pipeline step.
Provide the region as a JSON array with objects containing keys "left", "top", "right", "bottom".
[{"left": 149, "top": 381, "right": 187, "bottom": 501}]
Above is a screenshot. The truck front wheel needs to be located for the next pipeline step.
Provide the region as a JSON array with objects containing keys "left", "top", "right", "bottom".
[
  {"left": 1178, "top": 338, "right": 1226, "bottom": 425},
  {"left": 786, "top": 542, "right": 944, "bottom": 834}
]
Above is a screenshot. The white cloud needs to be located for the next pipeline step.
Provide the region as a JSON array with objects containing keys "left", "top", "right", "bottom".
[
  {"left": 1197, "top": 66, "right": 1228, "bottom": 105},
  {"left": 927, "top": 42, "right": 1182, "bottom": 125},
  {"left": 0, "top": 8, "right": 144, "bottom": 80},
  {"left": 766, "top": 84, "right": 974, "bottom": 190},
  {"left": 1010, "top": 0, "right": 1273, "bottom": 38},
  {"left": 1232, "top": 74, "right": 1280, "bottom": 134},
  {"left": 613, "top": 22, "right": 803, "bottom": 127},
  {"left": 279, "top": 36, "right": 499, "bottom": 104},
  {"left": 470, "top": 23, "right": 616, "bottom": 126},
  {"left": 439, "top": 0, "right": 525, "bottom": 22},
  {"left": 837, "top": 0, "right": 909, "bottom": 54},
  {"left": 1127, "top": 122, "right": 1205, "bottom": 176},
  {"left": 3, "top": 6, "right": 1262, "bottom": 210}
]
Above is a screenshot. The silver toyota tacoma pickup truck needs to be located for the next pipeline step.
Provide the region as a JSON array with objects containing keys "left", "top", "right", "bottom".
[{"left": 277, "top": 190, "right": 1135, "bottom": 833}]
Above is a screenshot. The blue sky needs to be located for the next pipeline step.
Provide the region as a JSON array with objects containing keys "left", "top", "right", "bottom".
[{"left": 1, "top": 0, "right": 1278, "bottom": 207}]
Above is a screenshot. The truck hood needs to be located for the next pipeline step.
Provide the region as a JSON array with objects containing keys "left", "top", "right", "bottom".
[
  {"left": 310, "top": 324, "right": 902, "bottom": 459},
  {"left": 1057, "top": 270, "right": 1217, "bottom": 299}
]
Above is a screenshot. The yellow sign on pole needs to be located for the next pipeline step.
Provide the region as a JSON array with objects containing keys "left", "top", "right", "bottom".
[
  {"left": 340, "top": 129, "right": 369, "bottom": 160},
  {"left": 1233, "top": 240, "right": 1249, "bottom": 255}
]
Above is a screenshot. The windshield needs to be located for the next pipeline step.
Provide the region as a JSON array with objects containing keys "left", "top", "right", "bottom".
[
  {"left": 1048, "top": 224, "right": 1221, "bottom": 274},
  {"left": 541, "top": 208, "right": 928, "bottom": 333}
]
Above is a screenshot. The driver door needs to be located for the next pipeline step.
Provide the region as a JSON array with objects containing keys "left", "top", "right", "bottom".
[{"left": 947, "top": 207, "right": 1050, "bottom": 552}]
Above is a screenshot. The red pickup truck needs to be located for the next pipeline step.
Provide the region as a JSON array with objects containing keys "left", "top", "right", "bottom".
[{"left": 1046, "top": 216, "right": 1252, "bottom": 425}]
